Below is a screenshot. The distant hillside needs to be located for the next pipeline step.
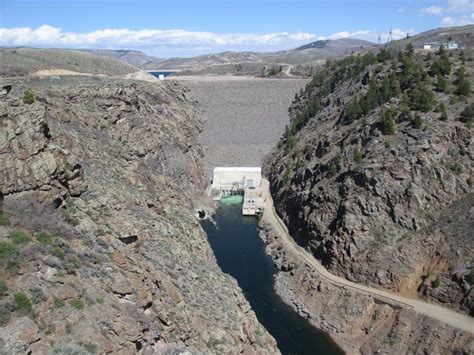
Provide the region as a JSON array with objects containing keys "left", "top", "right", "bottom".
[
  {"left": 79, "top": 49, "right": 159, "bottom": 68},
  {"left": 143, "top": 38, "right": 377, "bottom": 76},
  {"left": 0, "top": 48, "right": 140, "bottom": 77},
  {"left": 393, "top": 25, "right": 474, "bottom": 49},
  {"left": 296, "top": 38, "right": 373, "bottom": 51}
]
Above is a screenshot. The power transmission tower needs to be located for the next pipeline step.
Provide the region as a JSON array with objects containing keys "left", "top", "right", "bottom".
[{"left": 387, "top": 28, "right": 393, "bottom": 43}]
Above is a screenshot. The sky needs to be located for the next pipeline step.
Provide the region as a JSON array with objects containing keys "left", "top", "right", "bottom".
[{"left": 0, "top": 0, "right": 473, "bottom": 57}]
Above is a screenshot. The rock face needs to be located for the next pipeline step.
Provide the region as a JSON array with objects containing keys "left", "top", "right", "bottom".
[
  {"left": 264, "top": 44, "right": 473, "bottom": 351},
  {"left": 0, "top": 50, "right": 277, "bottom": 353},
  {"left": 260, "top": 223, "right": 474, "bottom": 354}
]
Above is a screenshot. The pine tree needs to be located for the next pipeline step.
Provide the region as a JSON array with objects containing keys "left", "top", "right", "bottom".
[
  {"left": 435, "top": 74, "right": 448, "bottom": 92},
  {"left": 405, "top": 43, "right": 414, "bottom": 56},
  {"left": 380, "top": 109, "right": 396, "bottom": 135}
]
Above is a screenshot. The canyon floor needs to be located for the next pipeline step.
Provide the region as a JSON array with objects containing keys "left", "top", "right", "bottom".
[{"left": 172, "top": 76, "right": 308, "bottom": 177}]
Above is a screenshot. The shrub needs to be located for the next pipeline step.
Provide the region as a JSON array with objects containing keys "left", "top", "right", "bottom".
[
  {"left": 467, "top": 269, "right": 474, "bottom": 286},
  {"left": 9, "top": 230, "right": 29, "bottom": 245},
  {"left": 53, "top": 247, "right": 65, "bottom": 260},
  {"left": 14, "top": 292, "right": 32, "bottom": 315},
  {"left": 0, "top": 242, "right": 19, "bottom": 267},
  {"left": 435, "top": 74, "right": 447, "bottom": 92},
  {"left": 70, "top": 299, "right": 84, "bottom": 310},
  {"left": 36, "top": 233, "right": 54, "bottom": 245},
  {"left": 0, "top": 280, "right": 7, "bottom": 297},
  {"left": 380, "top": 109, "right": 396, "bottom": 135},
  {"left": 457, "top": 77, "right": 471, "bottom": 96},
  {"left": 22, "top": 90, "right": 35, "bottom": 104},
  {"left": 411, "top": 114, "right": 423, "bottom": 129},
  {"left": 0, "top": 212, "right": 9, "bottom": 226},
  {"left": 439, "top": 103, "right": 448, "bottom": 121},
  {"left": 283, "top": 168, "right": 290, "bottom": 185},
  {"left": 329, "top": 155, "right": 342, "bottom": 176},
  {"left": 460, "top": 104, "right": 474, "bottom": 125},
  {"left": 448, "top": 163, "right": 463, "bottom": 175},
  {"left": 353, "top": 148, "right": 363, "bottom": 163},
  {"left": 431, "top": 276, "right": 440, "bottom": 288},
  {"left": 409, "top": 84, "right": 435, "bottom": 112},
  {"left": 53, "top": 297, "right": 65, "bottom": 308},
  {"left": 455, "top": 66, "right": 471, "bottom": 96}
]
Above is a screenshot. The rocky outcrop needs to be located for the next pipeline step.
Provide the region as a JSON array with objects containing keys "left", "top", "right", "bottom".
[
  {"left": 0, "top": 64, "right": 277, "bottom": 353},
  {"left": 259, "top": 223, "right": 473, "bottom": 354},
  {"left": 263, "top": 43, "right": 473, "bottom": 352},
  {"left": 264, "top": 47, "right": 473, "bottom": 316}
]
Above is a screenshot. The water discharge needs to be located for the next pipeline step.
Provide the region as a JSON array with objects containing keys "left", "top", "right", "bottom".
[{"left": 201, "top": 203, "right": 343, "bottom": 355}]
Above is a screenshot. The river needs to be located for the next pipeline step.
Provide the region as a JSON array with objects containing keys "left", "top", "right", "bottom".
[{"left": 201, "top": 203, "right": 343, "bottom": 355}]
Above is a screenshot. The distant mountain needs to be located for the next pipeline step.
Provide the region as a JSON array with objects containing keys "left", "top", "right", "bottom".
[
  {"left": 296, "top": 38, "right": 373, "bottom": 51},
  {"left": 142, "top": 38, "right": 377, "bottom": 76},
  {"left": 79, "top": 49, "right": 160, "bottom": 68}
]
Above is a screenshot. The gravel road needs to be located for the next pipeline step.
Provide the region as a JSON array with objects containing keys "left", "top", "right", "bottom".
[{"left": 172, "top": 76, "right": 308, "bottom": 178}]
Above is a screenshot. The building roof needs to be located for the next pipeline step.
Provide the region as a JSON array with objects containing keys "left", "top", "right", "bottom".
[{"left": 213, "top": 167, "right": 261, "bottom": 173}]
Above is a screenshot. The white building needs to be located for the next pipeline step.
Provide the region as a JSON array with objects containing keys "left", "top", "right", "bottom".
[
  {"left": 212, "top": 167, "right": 262, "bottom": 193},
  {"left": 423, "top": 42, "right": 458, "bottom": 50}
]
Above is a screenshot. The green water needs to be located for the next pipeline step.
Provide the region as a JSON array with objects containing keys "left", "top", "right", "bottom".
[{"left": 220, "top": 194, "right": 244, "bottom": 205}]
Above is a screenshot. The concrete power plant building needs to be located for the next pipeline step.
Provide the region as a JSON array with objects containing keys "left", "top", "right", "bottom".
[
  {"left": 210, "top": 167, "right": 265, "bottom": 215},
  {"left": 212, "top": 167, "right": 262, "bottom": 193}
]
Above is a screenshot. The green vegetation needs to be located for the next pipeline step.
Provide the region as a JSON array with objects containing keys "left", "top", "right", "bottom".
[
  {"left": 36, "top": 232, "right": 54, "bottom": 245},
  {"left": 434, "top": 74, "right": 448, "bottom": 92},
  {"left": 267, "top": 66, "right": 283, "bottom": 76},
  {"left": 22, "top": 90, "right": 35, "bottom": 104},
  {"left": 14, "top": 292, "right": 32, "bottom": 315},
  {"left": 409, "top": 84, "right": 434, "bottom": 112},
  {"left": 353, "top": 148, "right": 363, "bottom": 163},
  {"left": 467, "top": 269, "right": 474, "bottom": 286},
  {"left": 283, "top": 167, "right": 291, "bottom": 184},
  {"left": 430, "top": 53, "right": 451, "bottom": 77},
  {"left": 9, "top": 229, "right": 29, "bottom": 245},
  {"left": 0, "top": 242, "right": 19, "bottom": 267},
  {"left": 0, "top": 280, "right": 7, "bottom": 297},
  {"left": 438, "top": 103, "right": 448, "bottom": 121},
  {"left": 53, "top": 247, "right": 65, "bottom": 260},
  {"left": 53, "top": 297, "right": 65, "bottom": 308},
  {"left": 460, "top": 103, "right": 474, "bottom": 125},
  {"left": 70, "top": 298, "right": 84, "bottom": 310},
  {"left": 411, "top": 113, "right": 423, "bottom": 129},
  {"left": 0, "top": 212, "right": 9, "bottom": 226},
  {"left": 281, "top": 43, "right": 471, "bottom": 156},
  {"left": 380, "top": 109, "right": 396, "bottom": 135},
  {"left": 431, "top": 276, "right": 440, "bottom": 288},
  {"left": 329, "top": 155, "right": 342, "bottom": 176},
  {"left": 455, "top": 66, "right": 471, "bottom": 96},
  {"left": 448, "top": 162, "right": 463, "bottom": 175}
]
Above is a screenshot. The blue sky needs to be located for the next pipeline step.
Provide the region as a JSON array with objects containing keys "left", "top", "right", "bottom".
[{"left": 1, "top": 0, "right": 473, "bottom": 57}]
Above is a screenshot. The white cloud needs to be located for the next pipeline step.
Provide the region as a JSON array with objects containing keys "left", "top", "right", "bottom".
[
  {"left": 441, "top": 14, "right": 474, "bottom": 26},
  {"left": 447, "top": 0, "right": 474, "bottom": 13},
  {"left": 0, "top": 25, "right": 414, "bottom": 57},
  {"left": 421, "top": 0, "right": 474, "bottom": 26},
  {"left": 422, "top": 6, "right": 444, "bottom": 15}
]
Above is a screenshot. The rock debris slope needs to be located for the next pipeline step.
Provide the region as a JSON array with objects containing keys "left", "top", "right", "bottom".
[
  {"left": 264, "top": 42, "right": 474, "bottom": 352},
  {"left": 0, "top": 49, "right": 277, "bottom": 353}
]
